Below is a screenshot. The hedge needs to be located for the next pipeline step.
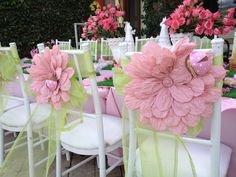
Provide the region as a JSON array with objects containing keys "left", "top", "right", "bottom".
[{"left": 0, "top": 0, "right": 92, "bottom": 57}]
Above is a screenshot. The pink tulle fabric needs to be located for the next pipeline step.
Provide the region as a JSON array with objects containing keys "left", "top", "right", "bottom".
[
  {"left": 124, "top": 38, "right": 225, "bottom": 135},
  {"left": 29, "top": 45, "right": 74, "bottom": 109}
]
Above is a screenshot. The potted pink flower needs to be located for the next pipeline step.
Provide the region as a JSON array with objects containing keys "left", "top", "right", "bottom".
[
  {"left": 81, "top": 3, "right": 125, "bottom": 40},
  {"left": 164, "top": 0, "right": 236, "bottom": 44}
]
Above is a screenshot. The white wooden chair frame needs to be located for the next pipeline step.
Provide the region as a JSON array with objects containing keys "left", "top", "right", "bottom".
[
  {"left": 101, "top": 38, "right": 112, "bottom": 61},
  {"left": 0, "top": 43, "right": 48, "bottom": 177},
  {"left": 127, "top": 38, "right": 225, "bottom": 177},
  {"left": 56, "top": 39, "right": 71, "bottom": 50},
  {"left": 134, "top": 36, "right": 159, "bottom": 52},
  {"left": 56, "top": 47, "right": 123, "bottom": 177},
  {"left": 79, "top": 39, "right": 98, "bottom": 61}
]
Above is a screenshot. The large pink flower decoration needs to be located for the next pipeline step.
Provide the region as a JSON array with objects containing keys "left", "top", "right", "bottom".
[
  {"left": 29, "top": 45, "right": 74, "bottom": 109},
  {"left": 124, "top": 38, "right": 225, "bottom": 135}
]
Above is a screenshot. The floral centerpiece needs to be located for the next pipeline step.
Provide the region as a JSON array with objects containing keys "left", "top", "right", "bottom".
[
  {"left": 164, "top": 0, "right": 236, "bottom": 42},
  {"left": 81, "top": 3, "right": 125, "bottom": 40}
]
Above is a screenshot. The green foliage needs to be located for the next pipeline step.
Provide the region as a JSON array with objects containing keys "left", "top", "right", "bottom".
[
  {"left": 142, "top": 0, "right": 182, "bottom": 37},
  {"left": 0, "top": 0, "right": 93, "bottom": 57}
]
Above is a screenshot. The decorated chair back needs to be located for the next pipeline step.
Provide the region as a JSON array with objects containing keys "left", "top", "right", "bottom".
[
  {"left": 134, "top": 36, "right": 159, "bottom": 52},
  {"left": 79, "top": 39, "right": 98, "bottom": 61},
  {"left": 101, "top": 38, "right": 113, "bottom": 60},
  {"left": 0, "top": 43, "right": 29, "bottom": 111},
  {"left": 56, "top": 39, "right": 71, "bottom": 50},
  {"left": 125, "top": 38, "right": 225, "bottom": 177}
]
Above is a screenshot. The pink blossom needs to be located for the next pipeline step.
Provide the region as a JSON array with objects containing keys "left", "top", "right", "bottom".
[
  {"left": 185, "top": 10, "right": 190, "bottom": 17},
  {"left": 195, "top": 25, "right": 204, "bottom": 35},
  {"left": 204, "top": 29, "right": 213, "bottom": 36},
  {"left": 95, "top": 9, "right": 101, "bottom": 15},
  {"left": 107, "top": 17, "right": 114, "bottom": 24},
  {"left": 204, "top": 20, "right": 214, "bottom": 30},
  {"left": 103, "top": 23, "right": 110, "bottom": 30},
  {"left": 171, "top": 20, "right": 180, "bottom": 30},
  {"left": 115, "top": 11, "right": 125, "bottom": 17},
  {"left": 223, "top": 17, "right": 233, "bottom": 26},
  {"left": 124, "top": 39, "right": 225, "bottom": 135},
  {"left": 29, "top": 45, "right": 74, "bottom": 109},
  {"left": 107, "top": 3, "right": 112, "bottom": 9},
  {"left": 199, "top": 9, "right": 207, "bottom": 19},
  {"left": 164, "top": 18, "right": 172, "bottom": 26},
  {"left": 81, "top": 33, "right": 86, "bottom": 39},
  {"left": 213, "top": 28, "right": 222, "bottom": 35},
  {"left": 228, "top": 8, "right": 235, "bottom": 18},
  {"left": 183, "top": 0, "right": 191, "bottom": 6},
  {"left": 109, "top": 7, "right": 116, "bottom": 14},
  {"left": 213, "top": 12, "right": 221, "bottom": 20},
  {"left": 192, "top": 8, "right": 200, "bottom": 17},
  {"left": 222, "top": 26, "right": 231, "bottom": 34},
  {"left": 82, "top": 27, "right": 87, "bottom": 33},
  {"left": 179, "top": 17, "right": 186, "bottom": 25}
]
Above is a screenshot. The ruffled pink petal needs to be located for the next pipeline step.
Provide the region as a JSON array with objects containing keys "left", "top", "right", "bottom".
[
  {"left": 140, "top": 97, "right": 155, "bottom": 117},
  {"left": 54, "top": 101, "right": 62, "bottom": 110},
  {"left": 66, "top": 67, "right": 75, "bottom": 78},
  {"left": 202, "top": 103, "right": 213, "bottom": 118},
  {"left": 60, "top": 79, "right": 71, "bottom": 91},
  {"left": 61, "top": 92, "right": 70, "bottom": 102},
  {"left": 141, "top": 41, "right": 163, "bottom": 64},
  {"left": 164, "top": 109, "right": 181, "bottom": 127},
  {"left": 56, "top": 68, "right": 62, "bottom": 80},
  {"left": 169, "top": 85, "right": 193, "bottom": 103},
  {"left": 126, "top": 53, "right": 156, "bottom": 79},
  {"left": 152, "top": 88, "right": 172, "bottom": 118},
  {"left": 182, "top": 114, "right": 201, "bottom": 127},
  {"left": 170, "top": 65, "right": 192, "bottom": 85},
  {"left": 41, "top": 85, "right": 52, "bottom": 98},
  {"left": 140, "top": 116, "right": 150, "bottom": 125},
  {"left": 61, "top": 53, "right": 69, "bottom": 69},
  {"left": 172, "top": 100, "right": 190, "bottom": 116},
  {"left": 209, "top": 66, "right": 226, "bottom": 82},
  {"left": 189, "top": 97, "right": 206, "bottom": 115},
  {"left": 150, "top": 118, "right": 166, "bottom": 131},
  {"left": 169, "top": 122, "right": 188, "bottom": 135},
  {"left": 51, "top": 94, "right": 61, "bottom": 103},
  {"left": 124, "top": 95, "right": 143, "bottom": 110},
  {"left": 202, "top": 87, "right": 221, "bottom": 103},
  {"left": 188, "top": 78, "right": 204, "bottom": 97},
  {"left": 200, "top": 74, "right": 215, "bottom": 87}
]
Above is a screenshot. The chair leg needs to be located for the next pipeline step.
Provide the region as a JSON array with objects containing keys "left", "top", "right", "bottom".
[
  {"left": 65, "top": 151, "right": 70, "bottom": 161},
  {"left": 27, "top": 123, "right": 35, "bottom": 177},
  {"left": 0, "top": 126, "right": 4, "bottom": 167},
  {"left": 56, "top": 143, "right": 62, "bottom": 177},
  {"left": 38, "top": 130, "right": 44, "bottom": 151}
]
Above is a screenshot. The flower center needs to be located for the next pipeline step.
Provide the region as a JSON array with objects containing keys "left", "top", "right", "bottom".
[{"left": 162, "top": 77, "right": 173, "bottom": 88}]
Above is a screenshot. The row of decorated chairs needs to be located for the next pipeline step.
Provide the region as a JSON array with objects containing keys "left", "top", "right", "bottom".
[{"left": 0, "top": 37, "right": 232, "bottom": 177}]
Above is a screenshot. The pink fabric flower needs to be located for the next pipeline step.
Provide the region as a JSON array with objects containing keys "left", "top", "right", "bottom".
[
  {"left": 29, "top": 45, "right": 74, "bottom": 109},
  {"left": 124, "top": 39, "right": 225, "bottom": 135}
]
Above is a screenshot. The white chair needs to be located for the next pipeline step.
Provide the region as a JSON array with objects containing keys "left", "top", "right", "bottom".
[
  {"left": 127, "top": 38, "right": 232, "bottom": 177},
  {"left": 56, "top": 39, "right": 71, "bottom": 50},
  {"left": 80, "top": 39, "right": 98, "bottom": 61},
  {"left": 37, "top": 43, "right": 45, "bottom": 54},
  {"left": 0, "top": 43, "right": 51, "bottom": 177},
  {"left": 56, "top": 47, "right": 125, "bottom": 177},
  {"left": 135, "top": 36, "right": 159, "bottom": 52},
  {"left": 101, "top": 38, "right": 113, "bottom": 61}
]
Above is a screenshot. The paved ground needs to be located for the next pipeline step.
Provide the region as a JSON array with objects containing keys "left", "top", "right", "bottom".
[{"left": 1, "top": 133, "right": 124, "bottom": 177}]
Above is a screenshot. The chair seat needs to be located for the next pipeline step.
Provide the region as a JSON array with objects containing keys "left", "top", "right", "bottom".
[
  {"left": 61, "top": 114, "right": 124, "bottom": 151},
  {"left": 0, "top": 103, "right": 51, "bottom": 128},
  {"left": 136, "top": 141, "right": 232, "bottom": 177},
  {"left": 4, "top": 99, "right": 23, "bottom": 111}
]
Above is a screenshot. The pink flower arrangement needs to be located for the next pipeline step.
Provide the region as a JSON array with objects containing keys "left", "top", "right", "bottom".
[
  {"left": 124, "top": 39, "right": 225, "bottom": 135},
  {"left": 164, "top": 0, "right": 236, "bottom": 36},
  {"left": 81, "top": 3, "right": 125, "bottom": 40},
  {"left": 29, "top": 45, "right": 74, "bottom": 109}
]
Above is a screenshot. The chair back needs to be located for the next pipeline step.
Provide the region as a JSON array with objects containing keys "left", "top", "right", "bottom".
[
  {"left": 80, "top": 39, "right": 98, "bottom": 61},
  {"left": 135, "top": 36, "right": 159, "bottom": 52},
  {"left": 56, "top": 39, "right": 71, "bottom": 50},
  {"left": 37, "top": 43, "right": 45, "bottom": 53},
  {"left": 127, "top": 38, "right": 224, "bottom": 177},
  {"left": 101, "top": 38, "right": 112, "bottom": 60},
  {"left": 0, "top": 43, "right": 31, "bottom": 118}
]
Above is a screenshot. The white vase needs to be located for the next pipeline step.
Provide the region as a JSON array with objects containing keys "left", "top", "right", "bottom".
[{"left": 170, "top": 32, "right": 193, "bottom": 45}]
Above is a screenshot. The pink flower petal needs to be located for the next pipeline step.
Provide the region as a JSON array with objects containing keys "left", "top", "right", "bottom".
[
  {"left": 61, "top": 92, "right": 70, "bottom": 102},
  {"left": 172, "top": 100, "right": 190, "bottom": 116},
  {"left": 150, "top": 118, "right": 167, "bottom": 131},
  {"left": 202, "top": 103, "right": 213, "bottom": 118},
  {"left": 169, "top": 85, "right": 193, "bottom": 103},
  {"left": 140, "top": 97, "right": 155, "bottom": 117},
  {"left": 209, "top": 66, "right": 226, "bottom": 82},
  {"left": 152, "top": 88, "right": 172, "bottom": 118},
  {"left": 188, "top": 78, "right": 204, "bottom": 97},
  {"left": 56, "top": 68, "right": 62, "bottom": 80},
  {"left": 189, "top": 97, "right": 206, "bottom": 115},
  {"left": 169, "top": 122, "right": 188, "bottom": 135},
  {"left": 164, "top": 109, "right": 181, "bottom": 127},
  {"left": 182, "top": 114, "right": 201, "bottom": 127},
  {"left": 124, "top": 95, "right": 143, "bottom": 110}
]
